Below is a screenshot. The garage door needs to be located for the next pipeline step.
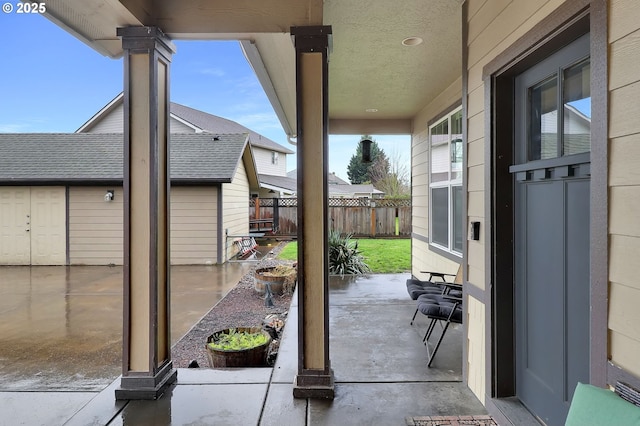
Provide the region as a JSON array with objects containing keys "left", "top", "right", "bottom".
[{"left": 0, "top": 187, "right": 66, "bottom": 265}]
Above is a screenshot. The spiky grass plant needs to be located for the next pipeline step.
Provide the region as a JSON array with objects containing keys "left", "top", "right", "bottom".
[{"left": 328, "top": 230, "right": 371, "bottom": 276}]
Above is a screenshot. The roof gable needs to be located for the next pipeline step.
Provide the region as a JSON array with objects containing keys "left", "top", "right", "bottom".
[{"left": 76, "top": 93, "right": 294, "bottom": 155}]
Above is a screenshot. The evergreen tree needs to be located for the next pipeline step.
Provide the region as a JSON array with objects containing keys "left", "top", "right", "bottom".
[{"left": 346, "top": 136, "right": 388, "bottom": 184}]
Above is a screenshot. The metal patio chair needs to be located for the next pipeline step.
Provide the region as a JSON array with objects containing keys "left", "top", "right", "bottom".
[
  {"left": 407, "top": 265, "right": 462, "bottom": 325},
  {"left": 416, "top": 289, "right": 463, "bottom": 367}
]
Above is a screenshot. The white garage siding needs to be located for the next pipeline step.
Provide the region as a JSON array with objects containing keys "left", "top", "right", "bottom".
[
  {"left": 170, "top": 187, "right": 218, "bottom": 265},
  {"left": 68, "top": 186, "right": 219, "bottom": 265}
]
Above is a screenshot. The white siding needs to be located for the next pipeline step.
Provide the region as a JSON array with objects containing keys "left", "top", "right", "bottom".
[
  {"left": 253, "top": 146, "right": 287, "bottom": 176},
  {"left": 87, "top": 104, "right": 125, "bottom": 133},
  {"left": 84, "top": 104, "right": 195, "bottom": 134},
  {"left": 222, "top": 161, "right": 250, "bottom": 262},
  {"left": 170, "top": 118, "right": 197, "bottom": 133},
  {"left": 467, "top": 295, "right": 486, "bottom": 404},
  {"left": 608, "top": 0, "right": 640, "bottom": 379},
  {"left": 171, "top": 187, "right": 218, "bottom": 265}
]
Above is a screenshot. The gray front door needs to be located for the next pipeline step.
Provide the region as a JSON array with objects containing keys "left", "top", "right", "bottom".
[{"left": 511, "top": 33, "right": 591, "bottom": 426}]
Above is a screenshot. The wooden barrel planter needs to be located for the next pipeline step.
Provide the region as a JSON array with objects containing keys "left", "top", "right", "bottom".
[
  {"left": 254, "top": 266, "right": 296, "bottom": 295},
  {"left": 206, "top": 327, "right": 272, "bottom": 368}
]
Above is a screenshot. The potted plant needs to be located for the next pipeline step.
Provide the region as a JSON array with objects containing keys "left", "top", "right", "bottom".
[
  {"left": 254, "top": 264, "right": 297, "bottom": 295},
  {"left": 205, "top": 327, "right": 272, "bottom": 368}
]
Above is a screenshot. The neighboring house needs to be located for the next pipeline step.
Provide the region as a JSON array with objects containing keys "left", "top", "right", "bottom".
[
  {"left": 0, "top": 133, "right": 258, "bottom": 266},
  {"left": 328, "top": 183, "right": 384, "bottom": 199},
  {"left": 257, "top": 173, "right": 296, "bottom": 198},
  {"left": 262, "top": 170, "right": 384, "bottom": 198},
  {"left": 76, "top": 93, "right": 294, "bottom": 188}
]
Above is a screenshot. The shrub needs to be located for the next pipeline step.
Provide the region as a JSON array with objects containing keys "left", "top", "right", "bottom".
[{"left": 328, "top": 230, "right": 371, "bottom": 276}]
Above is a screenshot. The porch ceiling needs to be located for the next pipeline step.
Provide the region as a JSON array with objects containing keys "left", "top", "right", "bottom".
[{"left": 41, "top": 0, "right": 462, "bottom": 136}]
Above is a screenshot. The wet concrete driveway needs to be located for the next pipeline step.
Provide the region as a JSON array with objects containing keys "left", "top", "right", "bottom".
[{"left": 0, "top": 264, "right": 252, "bottom": 392}]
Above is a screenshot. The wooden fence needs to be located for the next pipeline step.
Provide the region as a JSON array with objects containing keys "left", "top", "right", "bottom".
[{"left": 250, "top": 197, "right": 411, "bottom": 237}]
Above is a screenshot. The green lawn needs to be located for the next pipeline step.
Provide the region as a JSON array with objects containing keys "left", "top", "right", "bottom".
[{"left": 277, "top": 238, "right": 411, "bottom": 274}]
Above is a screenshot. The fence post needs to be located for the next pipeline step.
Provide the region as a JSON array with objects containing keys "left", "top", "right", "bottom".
[
  {"left": 370, "top": 200, "right": 376, "bottom": 237},
  {"left": 273, "top": 197, "right": 280, "bottom": 232},
  {"left": 255, "top": 196, "right": 261, "bottom": 220}
]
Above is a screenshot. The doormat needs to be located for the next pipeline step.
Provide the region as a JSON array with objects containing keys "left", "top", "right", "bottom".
[{"left": 406, "top": 415, "right": 498, "bottom": 426}]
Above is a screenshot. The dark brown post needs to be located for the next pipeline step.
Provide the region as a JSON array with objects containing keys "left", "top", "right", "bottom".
[
  {"left": 116, "top": 26, "right": 176, "bottom": 400},
  {"left": 291, "top": 25, "right": 334, "bottom": 399},
  {"left": 255, "top": 196, "right": 261, "bottom": 221}
]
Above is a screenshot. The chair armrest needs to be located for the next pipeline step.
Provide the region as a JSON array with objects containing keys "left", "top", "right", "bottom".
[
  {"left": 419, "top": 271, "right": 456, "bottom": 282},
  {"left": 441, "top": 294, "right": 462, "bottom": 304},
  {"left": 442, "top": 282, "right": 462, "bottom": 290}
]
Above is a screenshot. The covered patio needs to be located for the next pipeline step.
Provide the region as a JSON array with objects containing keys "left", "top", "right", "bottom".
[
  {"left": 30, "top": 0, "right": 462, "bottom": 402},
  {"left": 1, "top": 272, "right": 488, "bottom": 425}
]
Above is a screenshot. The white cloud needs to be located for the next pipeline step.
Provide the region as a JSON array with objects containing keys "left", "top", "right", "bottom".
[
  {"left": 0, "top": 118, "right": 54, "bottom": 133},
  {"left": 0, "top": 123, "right": 29, "bottom": 132},
  {"left": 198, "top": 68, "right": 225, "bottom": 77}
]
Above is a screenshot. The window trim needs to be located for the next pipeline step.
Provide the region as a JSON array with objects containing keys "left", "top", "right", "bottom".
[{"left": 428, "top": 105, "right": 464, "bottom": 258}]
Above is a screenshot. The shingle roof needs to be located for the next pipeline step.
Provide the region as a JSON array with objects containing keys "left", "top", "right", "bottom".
[
  {"left": 170, "top": 102, "right": 294, "bottom": 155},
  {"left": 334, "top": 184, "right": 384, "bottom": 195},
  {"left": 288, "top": 169, "right": 350, "bottom": 185},
  {"left": 259, "top": 174, "right": 297, "bottom": 192},
  {"left": 0, "top": 133, "right": 249, "bottom": 184},
  {"left": 259, "top": 174, "right": 383, "bottom": 196}
]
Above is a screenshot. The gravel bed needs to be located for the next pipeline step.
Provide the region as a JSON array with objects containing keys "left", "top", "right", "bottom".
[{"left": 171, "top": 243, "right": 294, "bottom": 369}]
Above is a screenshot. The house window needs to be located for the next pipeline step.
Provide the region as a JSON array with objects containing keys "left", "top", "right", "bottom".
[
  {"left": 271, "top": 151, "right": 279, "bottom": 165},
  {"left": 429, "top": 107, "right": 463, "bottom": 255}
]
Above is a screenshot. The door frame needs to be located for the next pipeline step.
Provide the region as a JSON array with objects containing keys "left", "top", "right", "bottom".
[{"left": 479, "top": 0, "right": 609, "bottom": 409}]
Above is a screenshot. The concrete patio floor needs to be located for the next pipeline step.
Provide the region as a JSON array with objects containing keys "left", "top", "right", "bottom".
[
  {"left": 0, "top": 264, "right": 252, "bottom": 392},
  {"left": 0, "top": 271, "right": 487, "bottom": 425}
]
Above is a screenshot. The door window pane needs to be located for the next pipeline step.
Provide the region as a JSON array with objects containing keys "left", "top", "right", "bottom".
[
  {"left": 528, "top": 77, "right": 558, "bottom": 161},
  {"left": 563, "top": 60, "right": 591, "bottom": 155},
  {"left": 431, "top": 187, "right": 448, "bottom": 247}
]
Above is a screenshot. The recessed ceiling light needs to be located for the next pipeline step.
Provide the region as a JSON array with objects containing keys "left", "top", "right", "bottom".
[
  {"left": 365, "top": 108, "right": 378, "bottom": 113},
  {"left": 402, "top": 37, "right": 423, "bottom": 46}
]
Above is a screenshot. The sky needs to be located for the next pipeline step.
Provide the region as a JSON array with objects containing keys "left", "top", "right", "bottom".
[{"left": 0, "top": 10, "right": 410, "bottom": 181}]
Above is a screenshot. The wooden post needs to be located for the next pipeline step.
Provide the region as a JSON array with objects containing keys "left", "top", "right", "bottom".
[
  {"left": 116, "top": 26, "right": 176, "bottom": 400},
  {"left": 255, "top": 196, "right": 261, "bottom": 220},
  {"left": 273, "top": 197, "right": 280, "bottom": 232},
  {"left": 291, "top": 25, "right": 334, "bottom": 399},
  {"left": 370, "top": 201, "right": 376, "bottom": 237}
]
